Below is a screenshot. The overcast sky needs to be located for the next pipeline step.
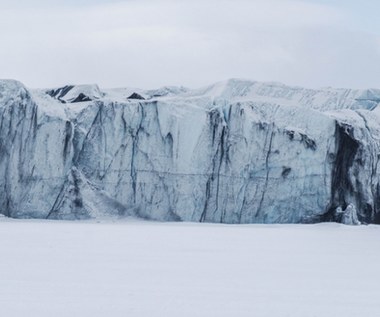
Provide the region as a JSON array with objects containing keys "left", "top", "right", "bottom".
[{"left": 1, "top": 0, "right": 379, "bottom": 89}]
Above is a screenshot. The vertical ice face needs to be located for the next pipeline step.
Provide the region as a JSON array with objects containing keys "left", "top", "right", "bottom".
[{"left": 0, "top": 79, "right": 380, "bottom": 224}]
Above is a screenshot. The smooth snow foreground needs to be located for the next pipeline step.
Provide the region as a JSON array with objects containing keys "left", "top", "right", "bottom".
[{"left": 0, "top": 219, "right": 379, "bottom": 317}]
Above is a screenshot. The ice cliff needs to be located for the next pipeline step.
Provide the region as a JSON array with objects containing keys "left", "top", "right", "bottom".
[{"left": 1, "top": 78, "right": 380, "bottom": 224}]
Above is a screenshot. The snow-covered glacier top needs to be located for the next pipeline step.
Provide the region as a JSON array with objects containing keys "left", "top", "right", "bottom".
[
  {"left": 1, "top": 78, "right": 380, "bottom": 224},
  {"left": 28, "top": 78, "right": 380, "bottom": 113},
  {"left": 179, "top": 78, "right": 380, "bottom": 111}
]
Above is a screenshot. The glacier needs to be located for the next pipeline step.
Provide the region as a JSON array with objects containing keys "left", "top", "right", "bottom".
[{"left": 1, "top": 78, "right": 380, "bottom": 224}]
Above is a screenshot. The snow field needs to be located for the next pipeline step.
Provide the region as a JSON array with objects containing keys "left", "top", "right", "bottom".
[{"left": 0, "top": 219, "right": 379, "bottom": 316}]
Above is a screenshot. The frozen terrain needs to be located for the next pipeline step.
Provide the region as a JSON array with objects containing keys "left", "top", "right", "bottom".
[
  {"left": 1, "top": 78, "right": 380, "bottom": 223},
  {"left": 0, "top": 218, "right": 379, "bottom": 317}
]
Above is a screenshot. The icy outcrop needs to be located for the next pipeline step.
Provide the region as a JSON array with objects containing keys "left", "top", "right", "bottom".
[
  {"left": 46, "top": 84, "right": 104, "bottom": 103},
  {"left": 335, "top": 204, "right": 361, "bottom": 225},
  {"left": 1, "top": 78, "right": 380, "bottom": 224}
]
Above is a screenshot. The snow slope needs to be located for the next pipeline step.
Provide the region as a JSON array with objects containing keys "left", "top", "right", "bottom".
[
  {"left": 0, "top": 219, "right": 379, "bottom": 317},
  {"left": 1, "top": 78, "right": 380, "bottom": 223}
]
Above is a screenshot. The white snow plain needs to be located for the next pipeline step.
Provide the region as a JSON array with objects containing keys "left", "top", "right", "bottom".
[{"left": 0, "top": 218, "right": 379, "bottom": 317}]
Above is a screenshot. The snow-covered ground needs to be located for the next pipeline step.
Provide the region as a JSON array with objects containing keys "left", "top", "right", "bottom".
[{"left": 0, "top": 218, "right": 379, "bottom": 317}]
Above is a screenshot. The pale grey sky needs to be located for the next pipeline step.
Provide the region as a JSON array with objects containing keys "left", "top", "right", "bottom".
[{"left": 1, "top": 0, "right": 379, "bottom": 89}]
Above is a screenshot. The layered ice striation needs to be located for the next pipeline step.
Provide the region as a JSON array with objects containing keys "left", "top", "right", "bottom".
[{"left": 1, "top": 78, "right": 380, "bottom": 223}]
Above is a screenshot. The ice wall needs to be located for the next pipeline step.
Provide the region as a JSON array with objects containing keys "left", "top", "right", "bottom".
[{"left": 1, "top": 79, "right": 379, "bottom": 223}]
